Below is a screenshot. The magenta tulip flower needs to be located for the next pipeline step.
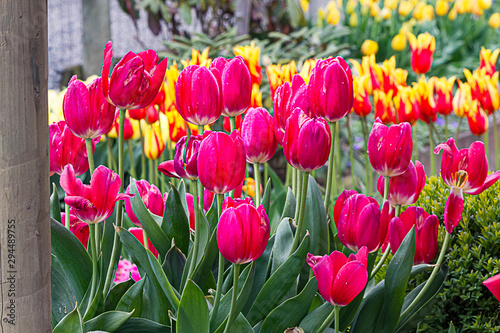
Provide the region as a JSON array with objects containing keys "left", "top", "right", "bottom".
[
  {"left": 389, "top": 206, "right": 439, "bottom": 265},
  {"left": 368, "top": 118, "right": 413, "bottom": 177},
  {"left": 240, "top": 107, "right": 277, "bottom": 163},
  {"left": 129, "top": 227, "right": 159, "bottom": 258},
  {"left": 283, "top": 108, "right": 331, "bottom": 172},
  {"left": 173, "top": 134, "right": 203, "bottom": 180},
  {"left": 308, "top": 56, "right": 353, "bottom": 122},
  {"left": 124, "top": 180, "right": 165, "bottom": 226},
  {"left": 210, "top": 56, "right": 252, "bottom": 117},
  {"left": 307, "top": 246, "right": 368, "bottom": 307},
  {"left": 217, "top": 197, "right": 270, "bottom": 264},
  {"left": 335, "top": 193, "right": 388, "bottom": 252},
  {"left": 484, "top": 274, "right": 500, "bottom": 302},
  {"left": 377, "top": 161, "right": 426, "bottom": 207},
  {"left": 62, "top": 211, "right": 89, "bottom": 249},
  {"left": 102, "top": 41, "right": 168, "bottom": 110},
  {"left": 60, "top": 164, "right": 132, "bottom": 224},
  {"left": 198, "top": 131, "right": 246, "bottom": 194},
  {"left": 157, "top": 160, "right": 180, "bottom": 179},
  {"left": 333, "top": 189, "right": 359, "bottom": 226},
  {"left": 273, "top": 75, "right": 310, "bottom": 144},
  {"left": 49, "top": 121, "right": 95, "bottom": 176},
  {"left": 175, "top": 65, "right": 223, "bottom": 126},
  {"left": 63, "top": 76, "right": 117, "bottom": 139},
  {"left": 435, "top": 138, "right": 500, "bottom": 233}
]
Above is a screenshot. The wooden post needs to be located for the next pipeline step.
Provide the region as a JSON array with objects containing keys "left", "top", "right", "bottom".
[
  {"left": 82, "top": 0, "right": 111, "bottom": 77},
  {"left": 234, "top": 0, "right": 251, "bottom": 36},
  {"left": 0, "top": 1, "right": 51, "bottom": 332}
]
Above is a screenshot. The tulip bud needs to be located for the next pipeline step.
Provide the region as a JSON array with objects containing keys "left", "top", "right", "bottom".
[
  {"left": 217, "top": 197, "right": 270, "bottom": 264},
  {"left": 198, "top": 131, "right": 247, "bottom": 194},
  {"left": 391, "top": 33, "right": 407, "bottom": 51},
  {"left": 377, "top": 161, "right": 426, "bottom": 207},
  {"left": 489, "top": 13, "right": 500, "bottom": 29},
  {"left": 308, "top": 57, "right": 353, "bottom": 122},
  {"left": 144, "top": 124, "right": 166, "bottom": 160},
  {"left": 352, "top": 76, "right": 372, "bottom": 117},
  {"left": 434, "top": 76, "right": 455, "bottom": 116},
  {"left": 124, "top": 180, "right": 165, "bottom": 226},
  {"left": 102, "top": 41, "right": 168, "bottom": 110},
  {"left": 407, "top": 32, "right": 436, "bottom": 75},
  {"left": 361, "top": 40, "right": 379, "bottom": 56},
  {"left": 307, "top": 247, "right": 368, "bottom": 306},
  {"left": 435, "top": 0, "right": 449, "bottom": 16},
  {"left": 210, "top": 56, "right": 252, "bottom": 117},
  {"left": 240, "top": 107, "right": 277, "bottom": 163},
  {"left": 175, "top": 65, "right": 223, "bottom": 126},
  {"left": 283, "top": 108, "right": 332, "bottom": 172},
  {"left": 336, "top": 193, "right": 388, "bottom": 252},
  {"left": 173, "top": 134, "right": 203, "bottom": 180},
  {"left": 368, "top": 118, "right": 413, "bottom": 177},
  {"left": 63, "top": 76, "right": 117, "bottom": 139},
  {"left": 483, "top": 274, "right": 500, "bottom": 302},
  {"left": 467, "top": 101, "right": 489, "bottom": 136}
]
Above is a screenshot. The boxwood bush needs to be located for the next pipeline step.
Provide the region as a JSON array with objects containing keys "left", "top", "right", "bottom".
[{"left": 415, "top": 175, "right": 500, "bottom": 332}]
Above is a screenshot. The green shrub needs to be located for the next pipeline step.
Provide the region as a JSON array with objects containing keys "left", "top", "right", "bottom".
[{"left": 416, "top": 175, "right": 500, "bottom": 332}]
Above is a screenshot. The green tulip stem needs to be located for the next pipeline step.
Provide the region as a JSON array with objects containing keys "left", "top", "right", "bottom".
[
  {"left": 149, "top": 158, "right": 157, "bottom": 186},
  {"left": 127, "top": 140, "right": 137, "bottom": 179},
  {"left": 223, "top": 263, "right": 241, "bottom": 333},
  {"left": 187, "top": 179, "right": 200, "bottom": 280},
  {"left": 324, "top": 121, "right": 337, "bottom": 215},
  {"left": 285, "top": 164, "right": 291, "bottom": 189},
  {"left": 454, "top": 117, "right": 463, "bottom": 140},
  {"left": 318, "top": 305, "right": 340, "bottom": 333},
  {"left": 85, "top": 139, "right": 96, "bottom": 174},
  {"left": 88, "top": 224, "right": 98, "bottom": 302},
  {"left": 253, "top": 163, "right": 261, "bottom": 206},
  {"left": 347, "top": 115, "right": 356, "bottom": 188},
  {"left": 335, "top": 121, "right": 343, "bottom": 192},
  {"left": 212, "top": 194, "right": 226, "bottom": 324},
  {"left": 103, "top": 109, "right": 126, "bottom": 297},
  {"left": 493, "top": 112, "right": 499, "bottom": 170},
  {"left": 444, "top": 115, "right": 449, "bottom": 139},
  {"left": 290, "top": 172, "right": 309, "bottom": 255},
  {"left": 105, "top": 135, "right": 117, "bottom": 171},
  {"left": 483, "top": 132, "right": 489, "bottom": 159},
  {"left": 428, "top": 123, "right": 436, "bottom": 176},
  {"left": 264, "top": 162, "right": 269, "bottom": 185},
  {"left": 334, "top": 305, "right": 340, "bottom": 333},
  {"left": 230, "top": 117, "right": 236, "bottom": 132},
  {"left": 412, "top": 123, "right": 419, "bottom": 161},
  {"left": 399, "top": 232, "right": 451, "bottom": 321},
  {"left": 142, "top": 228, "right": 149, "bottom": 251},
  {"left": 383, "top": 176, "right": 390, "bottom": 202},
  {"left": 139, "top": 123, "right": 146, "bottom": 179},
  {"left": 64, "top": 203, "right": 70, "bottom": 229}
]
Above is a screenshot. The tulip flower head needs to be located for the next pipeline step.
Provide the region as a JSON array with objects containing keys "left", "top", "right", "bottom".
[
  {"left": 484, "top": 274, "right": 500, "bottom": 302},
  {"left": 453, "top": 79, "right": 473, "bottom": 118},
  {"left": 102, "top": 41, "right": 168, "bottom": 110},
  {"left": 413, "top": 76, "right": 437, "bottom": 123},
  {"left": 240, "top": 107, "right": 277, "bottom": 163},
  {"left": 377, "top": 160, "right": 426, "bottom": 207},
  {"left": 407, "top": 32, "right": 436, "bottom": 74},
  {"left": 435, "top": 138, "right": 500, "bottom": 233},
  {"left": 175, "top": 65, "right": 223, "bottom": 126},
  {"left": 374, "top": 89, "right": 395, "bottom": 124},
  {"left": 124, "top": 180, "right": 165, "bottom": 226},
  {"left": 157, "top": 160, "right": 180, "bottom": 179},
  {"left": 210, "top": 56, "right": 252, "bottom": 117},
  {"left": 143, "top": 123, "right": 166, "bottom": 160},
  {"left": 233, "top": 42, "right": 262, "bottom": 86},
  {"left": 479, "top": 47, "right": 499, "bottom": 77},
  {"left": 198, "top": 131, "right": 247, "bottom": 194},
  {"left": 173, "top": 134, "right": 203, "bottom": 180},
  {"left": 49, "top": 121, "right": 94, "bottom": 176},
  {"left": 464, "top": 68, "right": 500, "bottom": 115},
  {"left": 368, "top": 118, "right": 413, "bottom": 177},
  {"left": 389, "top": 206, "right": 439, "bottom": 264},
  {"left": 433, "top": 76, "right": 456, "bottom": 116},
  {"left": 266, "top": 61, "right": 298, "bottom": 99},
  {"left": 115, "top": 259, "right": 141, "bottom": 283},
  {"left": 467, "top": 101, "right": 489, "bottom": 136},
  {"left": 307, "top": 247, "right": 368, "bottom": 307},
  {"left": 361, "top": 40, "right": 379, "bottom": 56},
  {"left": 308, "top": 57, "right": 354, "bottom": 122},
  {"left": 283, "top": 108, "right": 332, "bottom": 172},
  {"left": 392, "top": 33, "right": 407, "bottom": 51},
  {"left": 63, "top": 76, "right": 117, "bottom": 139},
  {"left": 60, "top": 164, "right": 133, "bottom": 225},
  {"left": 393, "top": 86, "right": 419, "bottom": 125},
  {"left": 217, "top": 197, "right": 270, "bottom": 264},
  {"left": 352, "top": 76, "right": 372, "bottom": 117}
]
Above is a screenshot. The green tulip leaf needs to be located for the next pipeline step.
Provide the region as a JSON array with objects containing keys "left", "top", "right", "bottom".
[
  {"left": 104, "top": 279, "right": 135, "bottom": 312},
  {"left": 51, "top": 182, "right": 62, "bottom": 223},
  {"left": 114, "top": 318, "right": 169, "bottom": 332},
  {"left": 53, "top": 303, "right": 83, "bottom": 333},
  {"left": 271, "top": 218, "right": 293, "bottom": 274},
  {"left": 51, "top": 254, "right": 77, "bottom": 326},
  {"left": 302, "top": 175, "right": 329, "bottom": 255},
  {"left": 163, "top": 244, "right": 187, "bottom": 292},
  {"left": 162, "top": 185, "right": 190, "bottom": 255},
  {"left": 84, "top": 310, "right": 134, "bottom": 332},
  {"left": 177, "top": 280, "right": 210, "bottom": 333},
  {"left": 116, "top": 278, "right": 146, "bottom": 317},
  {"left": 262, "top": 178, "right": 272, "bottom": 212}
]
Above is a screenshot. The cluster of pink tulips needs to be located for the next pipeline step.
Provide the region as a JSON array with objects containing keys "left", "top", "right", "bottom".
[{"left": 49, "top": 40, "right": 500, "bottom": 332}]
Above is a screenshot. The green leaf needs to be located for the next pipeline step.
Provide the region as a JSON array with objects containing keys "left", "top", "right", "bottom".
[
  {"left": 375, "top": 227, "right": 416, "bottom": 333},
  {"left": 162, "top": 185, "right": 190, "bottom": 255},
  {"left": 51, "top": 217, "right": 91, "bottom": 302},
  {"left": 286, "top": 0, "right": 306, "bottom": 28},
  {"left": 261, "top": 178, "right": 272, "bottom": 212},
  {"left": 268, "top": 165, "right": 286, "bottom": 197},
  {"left": 84, "top": 310, "right": 134, "bottom": 332},
  {"left": 116, "top": 278, "right": 146, "bottom": 317},
  {"left": 302, "top": 176, "right": 328, "bottom": 255},
  {"left": 246, "top": 233, "right": 311, "bottom": 326},
  {"left": 114, "top": 318, "right": 170, "bottom": 333},
  {"left": 448, "top": 322, "right": 456, "bottom": 333},
  {"left": 51, "top": 255, "right": 77, "bottom": 326},
  {"left": 299, "top": 301, "right": 333, "bottom": 332},
  {"left": 51, "top": 182, "right": 62, "bottom": 223},
  {"left": 163, "top": 244, "right": 187, "bottom": 292},
  {"left": 104, "top": 279, "right": 135, "bottom": 312},
  {"left": 129, "top": 180, "right": 170, "bottom": 259},
  {"left": 179, "top": 2, "right": 192, "bottom": 24},
  {"left": 229, "top": 313, "right": 254, "bottom": 333},
  {"left": 271, "top": 219, "right": 293, "bottom": 274},
  {"left": 53, "top": 303, "right": 83, "bottom": 333},
  {"left": 260, "top": 278, "right": 318, "bottom": 332},
  {"left": 177, "top": 280, "right": 209, "bottom": 333}
]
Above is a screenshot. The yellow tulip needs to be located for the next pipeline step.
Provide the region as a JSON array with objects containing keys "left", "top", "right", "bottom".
[
  {"left": 448, "top": 5, "right": 457, "bottom": 20},
  {"left": 384, "top": 0, "right": 398, "bottom": 10},
  {"left": 398, "top": 0, "right": 413, "bottom": 15},
  {"left": 489, "top": 13, "right": 500, "bottom": 29},
  {"left": 181, "top": 47, "right": 211, "bottom": 68},
  {"left": 478, "top": 0, "right": 491, "bottom": 10},
  {"left": 421, "top": 4, "right": 435, "bottom": 21},
  {"left": 370, "top": 2, "right": 381, "bottom": 17},
  {"left": 380, "top": 7, "right": 392, "bottom": 19},
  {"left": 300, "top": 0, "right": 310, "bottom": 12},
  {"left": 392, "top": 33, "right": 407, "bottom": 51},
  {"left": 350, "top": 12, "right": 359, "bottom": 26},
  {"left": 347, "top": 0, "right": 358, "bottom": 14},
  {"left": 361, "top": 40, "right": 379, "bottom": 56},
  {"left": 435, "top": 0, "right": 449, "bottom": 16}
]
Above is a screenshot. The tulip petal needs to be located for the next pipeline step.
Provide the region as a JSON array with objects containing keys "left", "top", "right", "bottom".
[
  {"left": 331, "top": 261, "right": 368, "bottom": 306},
  {"left": 157, "top": 160, "right": 180, "bottom": 179},
  {"left": 467, "top": 170, "right": 500, "bottom": 195},
  {"left": 483, "top": 274, "right": 500, "bottom": 302},
  {"left": 444, "top": 186, "right": 464, "bottom": 234},
  {"left": 389, "top": 217, "right": 406, "bottom": 254},
  {"left": 102, "top": 41, "right": 113, "bottom": 97}
]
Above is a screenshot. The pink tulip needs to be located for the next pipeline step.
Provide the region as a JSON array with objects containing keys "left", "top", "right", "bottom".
[
  {"left": 49, "top": 121, "right": 95, "bottom": 176},
  {"left": 389, "top": 206, "right": 439, "bottom": 265},
  {"left": 368, "top": 118, "right": 413, "bottom": 177},
  {"left": 157, "top": 160, "right": 180, "bottom": 179},
  {"left": 175, "top": 65, "right": 223, "bottom": 125},
  {"left": 377, "top": 161, "right": 426, "bottom": 207},
  {"left": 198, "top": 131, "right": 246, "bottom": 194},
  {"left": 273, "top": 75, "right": 310, "bottom": 144},
  {"left": 240, "top": 107, "right": 277, "bottom": 163},
  {"left": 63, "top": 76, "right": 117, "bottom": 139},
  {"left": 115, "top": 259, "right": 141, "bottom": 283},
  {"left": 435, "top": 138, "right": 500, "bottom": 233},
  {"left": 283, "top": 108, "right": 331, "bottom": 172},
  {"left": 62, "top": 211, "right": 89, "bottom": 249},
  {"left": 307, "top": 247, "right": 368, "bottom": 307},
  {"left": 102, "top": 41, "right": 168, "bottom": 110},
  {"left": 204, "top": 189, "right": 215, "bottom": 212},
  {"left": 210, "top": 56, "right": 252, "bottom": 117},
  {"left": 124, "top": 180, "right": 165, "bottom": 226},
  {"left": 335, "top": 193, "right": 388, "bottom": 252},
  {"left": 60, "top": 164, "right": 132, "bottom": 224},
  {"left": 308, "top": 57, "right": 353, "bottom": 122},
  {"left": 129, "top": 227, "right": 159, "bottom": 258},
  {"left": 217, "top": 197, "right": 270, "bottom": 264},
  {"left": 484, "top": 274, "right": 500, "bottom": 302},
  {"left": 333, "top": 189, "right": 358, "bottom": 226},
  {"left": 173, "top": 134, "right": 203, "bottom": 180}
]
